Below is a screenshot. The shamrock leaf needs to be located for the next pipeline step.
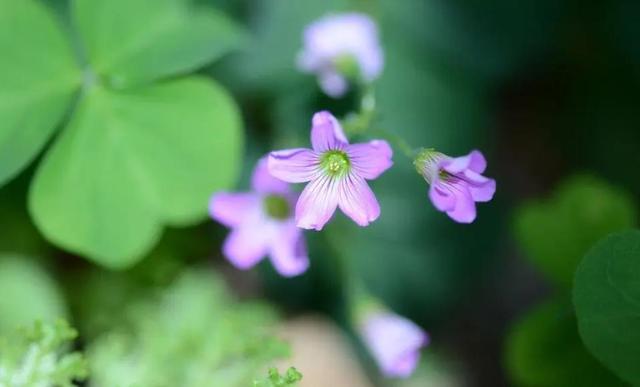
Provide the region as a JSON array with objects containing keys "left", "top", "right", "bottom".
[
  {"left": 0, "top": 0, "right": 80, "bottom": 186},
  {"left": 74, "top": 0, "right": 246, "bottom": 88},
  {"left": 574, "top": 230, "right": 640, "bottom": 385},
  {"left": 505, "top": 299, "right": 624, "bottom": 387},
  {"left": 515, "top": 175, "right": 636, "bottom": 288},
  {"left": 30, "top": 77, "right": 242, "bottom": 268},
  {"left": 0, "top": 0, "right": 245, "bottom": 267}
]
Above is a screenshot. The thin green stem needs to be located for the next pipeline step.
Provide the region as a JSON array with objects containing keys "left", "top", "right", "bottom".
[
  {"left": 369, "top": 127, "right": 417, "bottom": 159},
  {"left": 342, "top": 84, "right": 418, "bottom": 160}
]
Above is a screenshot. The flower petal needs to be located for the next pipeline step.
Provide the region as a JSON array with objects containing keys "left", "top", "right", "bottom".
[
  {"left": 269, "top": 223, "right": 309, "bottom": 277},
  {"left": 252, "top": 157, "right": 289, "bottom": 194},
  {"left": 442, "top": 150, "right": 487, "bottom": 175},
  {"left": 428, "top": 184, "right": 456, "bottom": 212},
  {"left": 311, "top": 111, "right": 348, "bottom": 151},
  {"left": 347, "top": 140, "right": 393, "bottom": 180},
  {"left": 295, "top": 174, "right": 339, "bottom": 230},
  {"left": 222, "top": 223, "right": 270, "bottom": 270},
  {"left": 469, "top": 178, "right": 496, "bottom": 202},
  {"left": 318, "top": 71, "right": 348, "bottom": 98},
  {"left": 209, "top": 192, "right": 260, "bottom": 228},
  {"left": 362, "top": 312, "right": 428, "bottom": 378},
  {"left": 468, "top": 150, "right": 487, "bottom": 173},
  {"left": 337, "top": 174, "right": 380, "bottom": 226},
  {"left": 268, "top": 148, "right": 319, "bottom": 183},
  {"left": 446, "top": 185, "right": 477, "bottom": 223}
]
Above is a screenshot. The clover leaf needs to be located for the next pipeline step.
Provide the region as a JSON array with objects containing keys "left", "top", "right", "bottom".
[
  {"left": 574, "top": 230, "right": 640, "bottom": 385},
  {"left": 30, "top": 77, "right": 242, "bottom": 267},
  {"left": 515, "top": 175, "right": 636, "bottom": 288},
  {"left": 0, "top": 0, "right": 245, "bottom": 267},
  {"left": 505, "top": 299, "right": 624, "bottom": 387},
  {"left": 0, "top": 0, "right": 81, "bottom": 185}
]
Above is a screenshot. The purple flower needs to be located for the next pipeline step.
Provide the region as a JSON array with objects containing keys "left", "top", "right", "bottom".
[
  {"left": 297, "top": 13, "right": 384, "bottom": 97},
  {"left": 415, "top": 149, "right": 496, "bottom": 223},
  {"left": 361, "top": 311, "right": 429, "bottom": 378},
  {"left": 268, "top": 111, "right": 392, "bottom": 231},
  {"left": 209, "top": 158, "right": 309, "bottom": 277}
]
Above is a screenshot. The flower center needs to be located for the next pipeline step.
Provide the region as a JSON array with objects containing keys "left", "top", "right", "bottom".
[
  {"left": 263, "top": 194, "right": 291, "bottom": 220},
  {"left": 334, "top": 54, "right": 360, "bottom": 81},
  {"left": 320, "top": 150, "right": 351, "bottom": 177}
]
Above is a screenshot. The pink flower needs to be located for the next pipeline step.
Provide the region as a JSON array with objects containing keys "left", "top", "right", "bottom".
[
  {"left": 209, "top": 158, "right": 309, "bottom": 277},
  {"left": 297, "top": 13, "right": 384, "bottom": 97},
  {"left": 268, "top": 111, "right": 392, "bottom": 230},
  {"left": 415, "top": 149, "right": 496, "bottom": 223},
  {"left": 361, "top": 311, "right": 429, "bottom": 378}
]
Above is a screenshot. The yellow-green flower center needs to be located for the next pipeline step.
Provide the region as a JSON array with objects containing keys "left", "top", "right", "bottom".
[
  {"left": 263, "top": 194, "right": 290, "bottom": 220},
  {"left": 334, "top": 54, "right": 361, "bottom": 81},
  {"left": 320, "top": 150, "right": 351, "bottom": 177}
]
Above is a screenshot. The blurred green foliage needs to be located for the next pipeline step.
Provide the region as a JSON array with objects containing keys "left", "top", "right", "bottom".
[
  {"left": 574, "top": 230, "right": 640, "bottom": 386},
  {"left": 505, "top": 299, "right": 624, "bottom": 387},
  {"left": 253, "top": 367, "right": 303, "bottom": 387},
  {"left": 0, "top": 0, "right": 80, "bottom": 185},
  {"left": 0, "top": 320, "right": 87, "bottom": 386},
  {"left": 506, "top": 175, "right": 635, "bottom": 386},
  {"left": 74, "top": 0, "right": 246, "bottom": 88},
  {"left": 0, "top": 0, "right": 244, "bottom": 267},
  {"left": 87, "top": 269, "right": 290, "bottom": 387},
  {"left": 515, "top": 175, "right": 637, "bottom": 288},
  {"left": 0, "top": 255, "right": 67, "bottom": 334}
]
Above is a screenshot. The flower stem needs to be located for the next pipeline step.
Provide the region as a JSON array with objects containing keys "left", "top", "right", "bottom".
[
  {"left": 341, "top": 84, "right": 418, "bottom": 159},
  {"left": 370, "top": 126, "right": 417, "bottom": 159}
]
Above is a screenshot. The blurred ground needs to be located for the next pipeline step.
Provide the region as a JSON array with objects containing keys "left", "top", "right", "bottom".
[{"left": 279, "top": 316, "right": 372, "bottom": 387}]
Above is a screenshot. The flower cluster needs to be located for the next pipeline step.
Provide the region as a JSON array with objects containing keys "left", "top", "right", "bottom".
[
  {"left": 268, "top": 111, "right": 393, "bottom": 230},
  {"left": 209, "top": 12, "right": 496, "bottom": 380}
]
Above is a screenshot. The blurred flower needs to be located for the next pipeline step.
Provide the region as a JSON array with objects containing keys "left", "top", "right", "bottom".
[
  {"left": 209, "top": 158, "right": 308, "bottom": 277},
  {"left": 268, "top": 111, "right": 392, "bottom": 230},
  {"left": 297, "top": 13, "right": 383, "bottom": 97},
  {"left": 414, "top": 149, "right": 496, "bottom": 223},
  {"left": 360, "top": 310, "right": 429, "bottom": 378}
]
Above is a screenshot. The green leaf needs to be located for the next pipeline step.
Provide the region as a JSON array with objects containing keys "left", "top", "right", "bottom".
[
  {"left": 505, "top": 299, "right": 624, "bottom": 387},
  {"left": 0, "top": 320, "right": 88, "bottom": 386},
  {"left": 253, "top": 367, "right": 303, "bottom": 387},
  {"left": 515, "top": 175, "right": 636, "bottom": 288},
  {"left": 0, "top": 255, "right": 68, "bottom": 333},
  {"left": 73, "top": 0, "right": 246, "bottom": 88},
  {"left": 0, "top": 0, "right": 80, "bottom": 186},
  {"left": 29, "top": 77, "right": 243, "bottom": 268},
  {"left": 574, "top": 230, "right": 640, "bottom": 385},
  {"left": 87, "top": 269, "right": 290, "bottom": 387}
]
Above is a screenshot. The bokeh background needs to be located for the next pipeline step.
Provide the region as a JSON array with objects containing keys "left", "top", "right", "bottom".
[{"left": 1, "top": 0, "right": 639, "bottom": 386}]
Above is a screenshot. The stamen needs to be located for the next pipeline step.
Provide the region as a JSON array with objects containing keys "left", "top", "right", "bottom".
[
  {"left": 263, "top": 194, "right": 291, "bottom": 220},
  {"left": 321, "top": 150, "right": 351, "bottom": 177}
]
